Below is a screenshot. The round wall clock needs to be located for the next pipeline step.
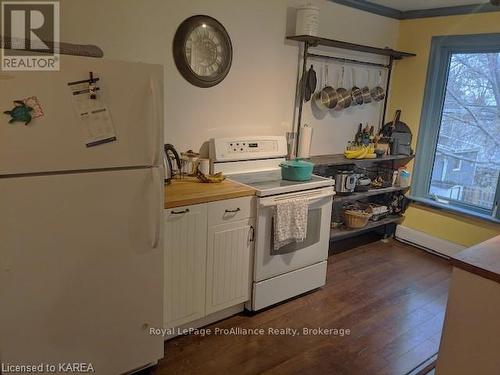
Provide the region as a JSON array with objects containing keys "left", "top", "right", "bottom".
[{"left": 173, "top": 15, "right": 233, "bottom": 88}]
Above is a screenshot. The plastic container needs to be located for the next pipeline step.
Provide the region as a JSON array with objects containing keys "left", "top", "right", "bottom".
[
  {"left": 279, "top": 159, "right": 314, "bottom": 181},
  {"left": 296, "top": 4, "right": 320, "bottom": 36},
  {"left": 398, "top": 169, "right": 411, "bottom": 188}
]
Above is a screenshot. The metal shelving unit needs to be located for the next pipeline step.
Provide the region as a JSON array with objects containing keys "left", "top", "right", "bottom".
[
  {"left": 334, "top": 186, "right": 410, "bottom": 203},
  {"left": 286, "top": 35, "right": 416, "bottom": 155},
  {"left": 309, "top": 154, "right": 414, "bottom": 243},
  {"left": 286, "top": 35, "right": 416, "bottom": 59},
  {"left": 330, "top": 215, "right": 404, "bottom": 241},
  {"left": 310, "top": 154, "right": 415, "bottom": 168},
  {"left": 287, "top": 35, "right": 416, "bottom": 244}
]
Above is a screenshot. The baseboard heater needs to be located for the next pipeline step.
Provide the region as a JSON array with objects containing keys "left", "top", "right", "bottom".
[{"left": 395, "top": 225, "right": 465, "bottom": 258}]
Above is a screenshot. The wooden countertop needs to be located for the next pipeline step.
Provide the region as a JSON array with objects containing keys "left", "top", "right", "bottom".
[
  {"left": 165, "top": 177, "right": 255, "bottom": 209},
  {"left": 451, "top": 235, "right": 500, "bottom": 284}
]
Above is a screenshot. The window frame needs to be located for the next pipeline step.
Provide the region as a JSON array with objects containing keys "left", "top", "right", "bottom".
[{"left": 411, "top": 33, "right": 500, "bottom": 222}]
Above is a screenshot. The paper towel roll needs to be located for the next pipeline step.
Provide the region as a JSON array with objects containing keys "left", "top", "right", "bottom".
[{"left": 297, "top": 125, "right": 313, "bottom": 159}]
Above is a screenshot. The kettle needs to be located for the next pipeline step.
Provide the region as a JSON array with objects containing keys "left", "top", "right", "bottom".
[{"left": 164, "top": 144, "right": 181, "bottom": 185}]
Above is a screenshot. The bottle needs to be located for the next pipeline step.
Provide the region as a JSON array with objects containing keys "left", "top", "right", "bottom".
[{"left": 355, "top": 123, "right": 363, "bottom": 145}]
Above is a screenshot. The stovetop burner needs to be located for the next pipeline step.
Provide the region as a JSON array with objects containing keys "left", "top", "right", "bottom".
[{"left": 228, "top": 170, "right": 333, "bottom": 197}]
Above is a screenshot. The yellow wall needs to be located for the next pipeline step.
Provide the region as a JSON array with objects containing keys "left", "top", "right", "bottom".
[{"left": 389, "top": 12, "right": 500, "bottom": 247}]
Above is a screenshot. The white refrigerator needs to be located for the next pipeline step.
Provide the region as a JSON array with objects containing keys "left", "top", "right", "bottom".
[{"left": 0, "top": 54, "right": 165, "bottom": 374}]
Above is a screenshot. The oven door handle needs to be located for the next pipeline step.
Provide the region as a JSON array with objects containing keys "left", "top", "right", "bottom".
[{"left": 259, "top": 188, "right": 334, "bottom": 208}]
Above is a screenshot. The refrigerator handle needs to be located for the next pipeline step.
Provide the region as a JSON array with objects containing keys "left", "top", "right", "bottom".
[
  {"left": 150, "top": 77, "right": 161, "bottom": 166},
  {"left": 151, "top": 167, "right": 162, "bottom": 249}
]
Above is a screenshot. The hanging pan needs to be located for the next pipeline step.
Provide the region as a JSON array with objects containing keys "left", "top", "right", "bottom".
[
  {"left": 300, "top": 64, "right": 317, "bottom": 102},
  {"left": 371, "top": 70, "right": 385, "bottom": 102},
  {"left": 335, "top": 66, "right": 352, "bottom": 111},
  {"left": 361, "top": 69, "right": 372, "bottom": 104},
  {"left": 351, "top": 67, "right": 363, "bottom": 106},
  {"left": 314, "top": 63, "right": 339, "bottom": 110}
]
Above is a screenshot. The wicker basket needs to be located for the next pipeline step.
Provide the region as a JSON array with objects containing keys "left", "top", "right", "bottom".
[{"left": 344, "top": 210, "right": 372, "bottom": 229}]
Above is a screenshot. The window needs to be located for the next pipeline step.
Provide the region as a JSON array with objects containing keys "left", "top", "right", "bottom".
[
  {"left": 452, "top": 158, "right": 462, "bottom": 172},
  {"left": 413, "top": 34, "right": 500, "bottom": 221}
]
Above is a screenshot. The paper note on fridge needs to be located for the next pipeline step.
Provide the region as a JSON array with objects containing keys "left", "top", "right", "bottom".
[{"left": 68, "top": 78, "right": 117, "bottom": 148}]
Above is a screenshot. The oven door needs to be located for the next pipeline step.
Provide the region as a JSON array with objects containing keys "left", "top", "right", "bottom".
[{"left": 254, "top": 187, "right": 334, "bottom": 282}]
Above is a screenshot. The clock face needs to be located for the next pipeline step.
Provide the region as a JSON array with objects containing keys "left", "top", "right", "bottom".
[
  {"left": 173, "top": 16, "right": 232, "bottom": 88},
  {"left": 185, "top": 24, "right": 225, "bottom": 78}
]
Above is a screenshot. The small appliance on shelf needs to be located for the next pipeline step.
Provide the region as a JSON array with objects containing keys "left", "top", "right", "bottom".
[{"left": 334, "top": 170, "right": 357, "bottom": 195}]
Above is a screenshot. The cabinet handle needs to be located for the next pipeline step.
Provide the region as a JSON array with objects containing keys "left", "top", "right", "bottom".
[
  {"left": 249, "top": 226, "right": 255, "bottom": 242},
  {"left": 225, "top": 208, "right": 241, "bottom": 213},
  {"left": 171, "top": 208, "right": 190, "bottom": 215}
]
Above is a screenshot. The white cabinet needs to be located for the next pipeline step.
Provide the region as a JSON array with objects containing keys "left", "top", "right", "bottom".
[
  {"left": 163, "top": 197, "right": 255, "bottom": 329},
  {"left": 206, "top": 218, "right": 255, "bottom": 315},
  {"left": 164, "top": 204, "right": 207, "bottom": 329}
]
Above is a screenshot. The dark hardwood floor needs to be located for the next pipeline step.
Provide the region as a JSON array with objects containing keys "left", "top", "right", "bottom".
[{"left": 152, "top": 240, "right": 451, "bottom": 375}]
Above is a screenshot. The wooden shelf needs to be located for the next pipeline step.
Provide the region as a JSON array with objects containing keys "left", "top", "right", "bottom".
[
  {"left": 310, "top": 153, "right": 415, "bottom": 168},
  {"left": 334, "top": 186, "right": 409, "bottom": 203},
  {"left": 286, "top": 35, "right": 416, "bottom": 60},
  {"left": 330, "top": 215, "right": 403, "bottom": 241}
]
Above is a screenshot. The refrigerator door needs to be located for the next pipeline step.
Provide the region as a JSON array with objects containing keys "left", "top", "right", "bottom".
[
  {"left": 0, "top": 54, "right": 163, "bottom": 176},
  {"left": 0, "top": 167, "right": 164, "bottom": 374}
]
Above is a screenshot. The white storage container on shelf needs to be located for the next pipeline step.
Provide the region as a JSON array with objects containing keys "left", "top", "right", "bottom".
[{"left": 295, "top": 4, "right": 320, "bottom": 36}]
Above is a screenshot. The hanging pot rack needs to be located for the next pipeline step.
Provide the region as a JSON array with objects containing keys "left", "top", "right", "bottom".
[
  {"left": 306, "top": 53, "right": 390, "bottom": 69},
  {"left": 287, "top": 35, "right": 416, "bottom": 155}
]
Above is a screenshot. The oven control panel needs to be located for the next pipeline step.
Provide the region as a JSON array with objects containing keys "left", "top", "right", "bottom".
[
  {"left": 210, "top": 136, "right": 287, "bottom": 162},
  {"left": 226, "top": 140, "right": 277, "bottom": 154}
]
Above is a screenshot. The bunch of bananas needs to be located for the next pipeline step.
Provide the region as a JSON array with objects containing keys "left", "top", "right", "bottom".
[
  {"left": 196, "top": 170, "right": 226, "bottom": 183},
  {"left": 344, "top": 145, "right": 376, "bottom": 159}
]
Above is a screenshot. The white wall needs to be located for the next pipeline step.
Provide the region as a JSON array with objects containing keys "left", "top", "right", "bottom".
[{"left": 59, "top": 0, "right": 398, "bottom": 156}]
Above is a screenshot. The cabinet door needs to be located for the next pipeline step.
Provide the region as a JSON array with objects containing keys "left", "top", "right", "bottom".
[
  {"left": 164, "top": 204, "right": 207, "bottom": 328},
  {"left": 0, "top": 169, "right": 164, "bottom": 374},
  {"left": 206, "top": 218, "right": 255, "bottom": 315}
]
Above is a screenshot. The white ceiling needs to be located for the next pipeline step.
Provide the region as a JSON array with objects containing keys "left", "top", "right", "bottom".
[{"left": 369, "top": 0, "right": 490, "bottom": 11}]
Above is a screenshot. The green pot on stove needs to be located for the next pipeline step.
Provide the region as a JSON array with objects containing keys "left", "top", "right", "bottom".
[{"left": 279, "top": 159, "right": 314, "bottom": 181}]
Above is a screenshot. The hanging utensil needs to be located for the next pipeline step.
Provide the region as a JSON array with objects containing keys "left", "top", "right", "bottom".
[
  {"left": 335, "top": 66, "right": 352, "bottom": 111},
  {"left": 314, "top": 63, "right": 338, "bottom": 110},
  {"left": 302, "top": 64, "right": 317, "bottom": 102},
  {"left": 371, "top": 70, "right": 385, "bottom": 102},
  {"left": 351, "top": 67, "right": 363, "bottom": 106},
  {"left": 361, "top": 69, "right": 372, "bottom": 104},
  {"left": 308, "top": 64, "right": 317, "bottom": 96},
  {"left": 302, "top": 70, "right": 311, "bottom": 102}
]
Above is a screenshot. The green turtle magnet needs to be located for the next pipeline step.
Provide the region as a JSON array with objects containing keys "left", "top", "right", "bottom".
[{"left": 4, "top": 100, "right": 34, "bottom": 125}]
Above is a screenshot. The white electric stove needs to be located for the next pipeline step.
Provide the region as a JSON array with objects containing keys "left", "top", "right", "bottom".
[
  {"left": 228, "top": 170, "right": 332, "bottom": 197},
  {"left": 210, "top": 136, "right": 334, "bottom": 311}
]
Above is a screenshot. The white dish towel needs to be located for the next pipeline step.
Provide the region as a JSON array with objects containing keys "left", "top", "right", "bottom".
[{"left": 273, "top": 197, "right": 309, "bottom": 250}]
